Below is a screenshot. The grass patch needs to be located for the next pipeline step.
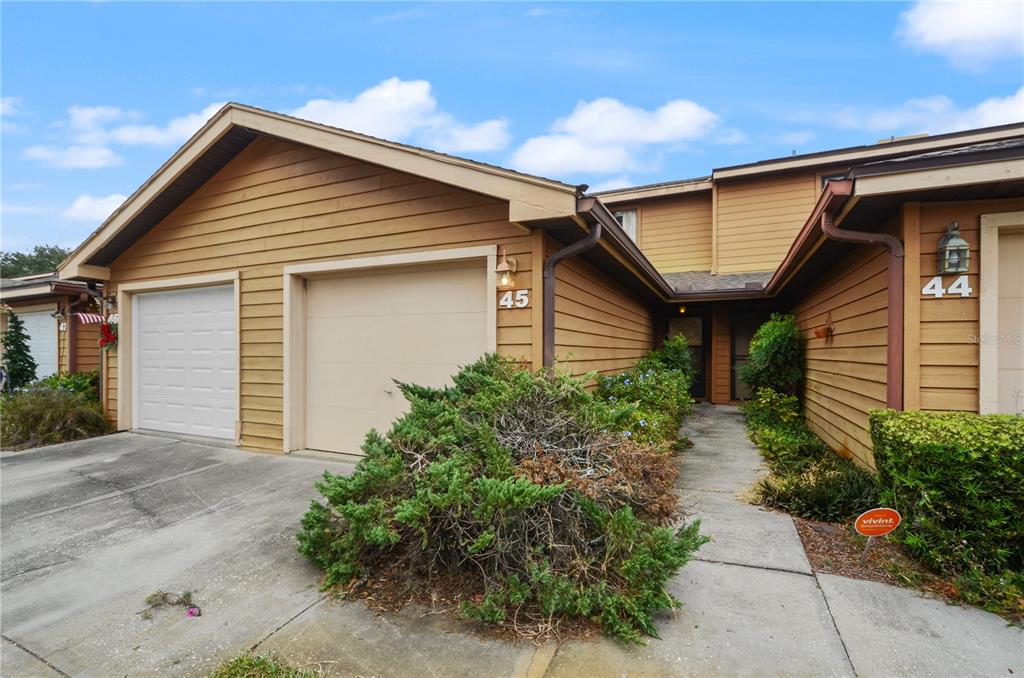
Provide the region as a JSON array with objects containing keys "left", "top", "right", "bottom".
[{"left": 207, "top": 654, "right": 319, "bottom": 678}]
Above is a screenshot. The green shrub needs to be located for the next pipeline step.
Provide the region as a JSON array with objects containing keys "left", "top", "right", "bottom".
[
  {"left": 1, "top": 312, "right": 37, "bottom": 388},
  {"left": 738, "top": 313, "right": 803, "bottom": 395},
  {"left": 596, "top": 335, "right": 696, "bottom": 444},
  {"left": 870, "top": 410, "right": 1024, "bottom": 576},
  {"left": 0, "top": 386, "right": 113, "bottom": 449},
  {"left": 739, "top": 386, "right": 802, "bottom": 431},
  {"left": 754, "top": 453, "right": 879, "bottom": 523},
  {"left": 742, "top": 385, "right": 879, "bottom": 522},
  {"left": 36, "top": 370, "right": 100, "bottom": 402},
  {"left": 297, "top": 355, "right": 707, "bottom": 644}
]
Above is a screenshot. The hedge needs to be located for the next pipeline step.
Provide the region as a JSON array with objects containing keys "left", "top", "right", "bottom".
[{"left": 870, "top": 410, "right": 1024, "bottom": 576}]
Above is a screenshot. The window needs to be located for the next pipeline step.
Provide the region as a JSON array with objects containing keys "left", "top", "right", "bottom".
[{"left": 613, "top": 209, "right": 638, "bottom": 241}]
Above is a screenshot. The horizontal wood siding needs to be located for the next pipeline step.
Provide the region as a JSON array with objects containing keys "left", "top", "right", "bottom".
[
  {"left": 917, "top": 197, "right": 1024, "bottom": 412},
  {"left": 76, "top": 322, "right": 101, "bottom": 372},
  {"left": 104, "top": 135, "right": 533, "bottom": 452},
  {"left": 636, "top": 194, "right": 713, "bottom": 273},
  {"left": 715, "top": 172, "right": 819, "bottom": 274},
  {"left": 551, "top": 237, "right": 658, "bottom": 378},
  {"left": 794, "top": 220, "right": 893, "bottom": 468}
]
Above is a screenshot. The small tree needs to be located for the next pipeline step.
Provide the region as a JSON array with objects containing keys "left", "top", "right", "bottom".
[
  {"left": 0, "top": 245, "right": 71, "bottom": 277},
  {"left": 2, "top": 312, "right": 38, "bottom": 388},
  {"left": 739, "top": 313, "right": 803, "bottom": 395}
]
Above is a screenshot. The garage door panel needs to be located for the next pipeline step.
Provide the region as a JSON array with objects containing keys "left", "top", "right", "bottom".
[
  {"left": 134, "top": 285, "right": 236, "bottom": 440},
  {"left": 306, "top": 314, "right": 487, "bottom": 364},
  {"left": 19, "top": 311, "right": 58, "bottom": 378},
  {"left": 305, "top": 261, "right": 488, "bottom": 454}
]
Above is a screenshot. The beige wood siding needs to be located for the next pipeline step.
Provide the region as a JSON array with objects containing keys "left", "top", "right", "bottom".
[
  {"left": 103, "top": 136, "right": 535, "bottom": 452},
  {"left": 76, "top": 322, "right": 101, "bottom": 373},
  {"left": 794, "top": 222, "right": 893, "bottom": 468},
  {"left": 916, "top": 197, "right": 1024, "bottom": 412},
  {"left": 551, "top": 237, "right": 658, "bottom": 378},
  {"left": 635, "top": 194, "right": 713, "bottom": 273},
  {"left": 715, "top": 172, "right": 819, "bottom": 274}
]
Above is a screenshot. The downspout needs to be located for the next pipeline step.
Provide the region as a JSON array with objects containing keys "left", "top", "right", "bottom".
[
  {"left": 820, "top": 211, "right": 905, "bottom": 409},
  {"left": 542, "top": 220, "right": 603, "bottom": 367}
]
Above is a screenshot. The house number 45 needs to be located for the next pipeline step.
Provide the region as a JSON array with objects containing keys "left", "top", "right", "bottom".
[
  {"left": 499, "top": 290, "right": 530, "bottom": 308},
  {"left": 922, "top": 275, "right": 972, "bottom": 298}
]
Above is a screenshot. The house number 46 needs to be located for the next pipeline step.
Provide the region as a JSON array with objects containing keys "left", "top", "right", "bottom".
[
  {"left": 499, "top": 290, "right": 530, "bottom": 308},
  {"left": 922, "top": 275, "right": 972, "bottom": 298}
]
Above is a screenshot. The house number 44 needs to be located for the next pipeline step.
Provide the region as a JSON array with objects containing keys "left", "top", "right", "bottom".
[
  {"left": 499, "top": 290, "right": 530, "bottom": 308},
  {"left": 922, "top": 275, "right": 972, "bottom": 298}
]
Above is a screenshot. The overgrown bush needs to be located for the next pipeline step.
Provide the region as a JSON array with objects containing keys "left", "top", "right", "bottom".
[
  {"left": 0, "top": 386, "right": 113, "bottom": 449},
  {"left": 742, "top": 386, "right": 878, "bottom": 522},
  {"left": 297, "top": 354, "right": 706, "bottom": 644},
  {"left": 36, "top": 370, "right": 100, "bottom": 402},
  {"left": 870, "top": 410, "right": 1023, "bottom": 576},
  {"left": 738, "top": 313, "right": 803, "bottom": 395},
  {"left": 596, "top": 335, "right": 696, "bottom": 444}
]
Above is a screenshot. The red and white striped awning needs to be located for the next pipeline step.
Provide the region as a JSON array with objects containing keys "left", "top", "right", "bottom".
[{"left": 75, "top": 313, "right": 105, "bottom": 324}]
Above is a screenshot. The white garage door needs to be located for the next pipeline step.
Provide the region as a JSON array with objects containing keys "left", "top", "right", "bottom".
[
  {"left": 134, "top": 285, "right": 237, "bottom": 439},
  {"left": 305, "top": 260, "right": 488, "bottom": 454},
  {"left": 20, "top": 310, "right": 58, "bottom": 379}
]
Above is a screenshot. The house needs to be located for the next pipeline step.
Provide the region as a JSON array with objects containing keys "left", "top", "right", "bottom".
[
  {"left": 0, "top": 272, "right": 103, "bottom": 380},
  {"left": 57, "top": 104, "right": 1024, "bottom": 464}
]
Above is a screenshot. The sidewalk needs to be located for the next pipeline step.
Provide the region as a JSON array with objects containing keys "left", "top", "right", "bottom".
[
  {"left": 260, "top": 405, "right": 1024, "bottom": 677},
  {"left": 543, "top": 404, "right": 1024, "bottom": 678}
]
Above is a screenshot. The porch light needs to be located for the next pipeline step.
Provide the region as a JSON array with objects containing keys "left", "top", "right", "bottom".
[
  {"left": 937, "top": 221, "right": 970, "bottom": 274},
  {"left": 677, "top": 305, "right": 687, "bottom": 315},
  {"left": 495, "top": 248, "right": 517, "bottom": 290}
]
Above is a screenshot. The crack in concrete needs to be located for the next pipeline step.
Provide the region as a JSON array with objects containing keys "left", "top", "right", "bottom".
[
  {"left": 250, "top": 595, "right": 327, "bottom": 651},
  {"left": 2, "top": 634, "right": 72, "bottom": 677},
  {"left": 693, "top": 555, "right": 813, "bottom": 578},
  {"left": 812, "top": 571, "right": 859, "bottom": 677},
  {"left": 13, "top": 456, "right": 228, "bottom": 524}
]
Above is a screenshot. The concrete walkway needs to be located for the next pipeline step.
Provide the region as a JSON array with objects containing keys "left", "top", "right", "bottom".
[
  {"left": 255, "top": 405, "right": 1024, "bottom": 677},
  {"left": 3, "top": 413, "right": 1022, "bottom": 677}
]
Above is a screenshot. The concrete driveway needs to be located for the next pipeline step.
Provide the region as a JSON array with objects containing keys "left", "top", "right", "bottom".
[
  {"left": 3, "top": 425, "right": 1022, "bottom": 678},
  {"left": 1, "top": 432, "right": 357, "bottom": 677}
]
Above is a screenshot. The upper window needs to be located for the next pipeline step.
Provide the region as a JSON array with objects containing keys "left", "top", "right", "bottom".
[{"left": 613, "top": 209, "right": 638, "bottom": 241}]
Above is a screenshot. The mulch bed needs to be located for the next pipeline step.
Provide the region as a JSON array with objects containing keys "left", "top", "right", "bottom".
[{"left": 793, "top": 517, "right": 961, "bottom": 600}]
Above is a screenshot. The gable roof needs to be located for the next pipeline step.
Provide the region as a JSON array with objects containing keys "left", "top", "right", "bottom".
[{"left": 59, "top": 103, "right": 582, "bottom": 281}]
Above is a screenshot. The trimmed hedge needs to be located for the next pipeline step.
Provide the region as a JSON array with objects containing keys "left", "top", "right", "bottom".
[{"left": 870, "top": 410, "right": 1024, "bottom": 575}]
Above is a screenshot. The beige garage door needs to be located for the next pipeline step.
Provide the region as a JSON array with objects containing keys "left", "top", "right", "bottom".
[
  {"left": 997, "top": 232, "right": 1023, "bottom": 414},
  {"left": 305, "top": 260, "right": 489, "bottom": 454}
]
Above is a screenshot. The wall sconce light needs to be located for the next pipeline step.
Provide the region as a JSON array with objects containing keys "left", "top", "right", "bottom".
[
  {"left": 495, "top": 248, "right": 518, "bottom": 290},
  {"left": 937, "top": 221, "right": 970, "bottom": 274},
  {"left": 677, "top": 305, "right": 687, "bottom": 315}
]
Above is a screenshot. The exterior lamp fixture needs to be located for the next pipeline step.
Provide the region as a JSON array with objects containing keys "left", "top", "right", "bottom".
[
  {"left": 937, "top": 221, "right": 970, "bottom": 274},
  {"left": 495, "top": 248, "right": 517, "bottom": 290},
  {"left": 677, "top": 305, "right": 687, "bottom": 315}
]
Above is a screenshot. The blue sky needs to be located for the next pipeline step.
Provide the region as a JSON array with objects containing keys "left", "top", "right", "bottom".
[{"left": 2, "top": 1, "right": 1022, "bottom": 253}]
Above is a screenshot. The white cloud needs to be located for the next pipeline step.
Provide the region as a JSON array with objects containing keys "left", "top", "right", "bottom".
[
  {"left": 371, "top": 8, "right": 428, "bottom": 23},
  {"left": 554, "top": 98, "right": 718, "bottom": 145},
  {"left": 589, "top": 175, "right": 633, "bottom": 193},
  {"left": 898, "top": 1, "right": 1024, "bottom": 68},
  {"left": 291, "top": 78, "right": 509, "bottom": 153},
  {"left": 510, "top": 96, "right": 725, "bottom": 176},
  {"left": 1, "top": 96, "right": 22, "bottom": 116},
  {"left": 62, "top": 193, "right": 128, "bottom": 221},
  {"left": 510, "top": 136, "right": 635, "bottom": 176},
  {"left": 832, "top": 87, "right": 1024, "bottom": 134},
  {"left": 107, "top": 102, "right": 225, "bottom": 145},
  {"left": 24, "top": 144, "right": 124, "bottom": 169}
]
